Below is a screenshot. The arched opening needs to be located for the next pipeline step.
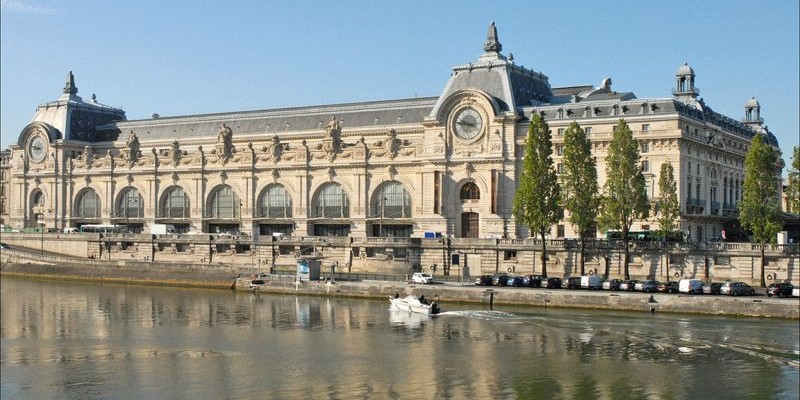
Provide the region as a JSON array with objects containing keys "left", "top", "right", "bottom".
[
  {"left": 115, "top": 188, "right": 144, "bottom": 233},
  {"left": 460, "top": 182, "right": 480, "bottom": 200},
  {"left": 370, "top": 181, "right": 412, "bottom": 237},
  {"left": 74, "top": 189, "right": 101, "bottom": 226},
  {"left": 311, "top": 183, "right": 350, "bottom": 236},
  {"left": 207, "top": 185, "right": 241, "bottom": 235},
  {"left": 158, "top": 186, "right": 191, "bottom": 233},
  {"left": 257, "top": 184, "right": 293, "bottom": 236},
  {"left": 28, "top": 190, "right": 45, "bottom": 228}
]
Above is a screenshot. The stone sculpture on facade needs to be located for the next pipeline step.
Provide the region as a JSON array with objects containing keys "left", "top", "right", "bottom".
[
  {"left": 81, "top": 145, "right": 93, "bottom": 169},
  {"left": 216, "top": 123, "right": 234, "bottom": 164},
  {"left": 170, "top": 140, "right": 182, "bottom": 166},
  {"left": 125, "top": 131, "right": 140, "bottom": 167}
]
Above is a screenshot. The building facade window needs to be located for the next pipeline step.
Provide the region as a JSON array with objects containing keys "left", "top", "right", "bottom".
[
  {"left": 641, "top": 142, "right": 649, "bottom": 153},
  {"left": 75, "top": 189, "right": 100, "bottom": 218},
  {"left": 259, "top": 184, "right": 292, "bottom": 218},
  {"left": 314, "top": 183, "right": 349, "bottom": 218},
  {"left": 584, "top": 127, "right": 592, "bottom": 135},
  {"left": 557, "top": 128, "right": 565, "bottom": 136},
  {"left": 209, "top": 186, "right": 240, "bottom": 219},
  {"left": 161, "top": 187, "right": 189, "bottom": 218},
  {"left": 373, "top": 181, "right": 411, "bottom": 218},
  {"left": 460, "top": 182, "right": 480, "bottom": 200},
  {"left": 118, "top": 188, "right": 144, "bottom": 218},
  {"left": 556, "top": 145, "right": 564, "bottom": 156},
  {"left": 641, "top": 160, "right": 650, "bottom": 172},
  {"left": 642, "top": 124, "right": 650, "bottom": 133}
]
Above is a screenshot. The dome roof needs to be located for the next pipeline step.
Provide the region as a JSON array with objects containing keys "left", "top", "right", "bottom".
[
  {"left": 744, "top": 97, "right": 760, "bottom": 108},
  {"left": 676, "top": 63, "right": 694, "bottom": 76}
]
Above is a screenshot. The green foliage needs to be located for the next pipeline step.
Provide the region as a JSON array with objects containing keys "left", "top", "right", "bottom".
[
  {"left": 598, "top": 119, "right": 650, "bottom": 232},
  {"left": 598, "top": 119, "right": 649, "bottom": 279},
  {"left": 786, "top": 146, "right": 800, "bottom": 213},
  {"left": 512, "top": 113, "right": 562, "bottom": 276},
  {"left": 561, "top": 122, "right": 599, "bottom": 238},
  {"left": 739, "top": 133, "right": 781, "bottom": 244},
  {"left": 512, "top": 113, "right": 562, "bottom": 234},
  {"left": 655, "top": 161, "right": 680, "bottom": 235}
]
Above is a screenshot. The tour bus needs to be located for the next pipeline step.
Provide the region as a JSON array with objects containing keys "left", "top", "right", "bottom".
[{"left": 79, "top": 224, "right": 125, "bottom": 234}]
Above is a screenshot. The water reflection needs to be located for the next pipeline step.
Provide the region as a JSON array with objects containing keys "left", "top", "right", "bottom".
[{"left": 1, "top": 277, "right": 798, "bottom": 400}]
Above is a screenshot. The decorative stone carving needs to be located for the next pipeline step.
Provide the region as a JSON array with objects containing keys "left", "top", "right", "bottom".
[
  {"left": 322, "top": 116, "right": 342, "bottom": 161},
  {"left": 170, "top": 140, "right": 182, "bottom": 166},
  {"left": 269, "top": 135, "right": 283, "bottom": 162},
  {"left": 81, "top": 146, "right": 93, "bottom": 169},
  {"left": 216, "top": 123, "right": 234, "bottom": 164},
  {"left": 125, "top": 131, "right": 140, "bottom": 167}
]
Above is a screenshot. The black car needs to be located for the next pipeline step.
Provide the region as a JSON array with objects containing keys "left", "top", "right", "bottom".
[
  {"left": 565, "top": 277, "right": 582, "bottom": 290},
  {"left": 767, "top": 282, "right": 794, "bottom": 298},
  {"left": 657, "top": 281, "right": 679, "bottom": 293},
  {"left": 491, "top": 273, "right": 510, "bottom": 286},
  {"left": 475, "top": 275, "right": 493, "bottom": 286},
  {"left": 507, "top": 276, "right": 525, "bottom": 287},
  {"left": 703, "top": 282, "right": 723, "bottom": 295},
  {"left": 523, "top": 275, "right": 543, "bottom": 288},
  {"left": 541, "top": 277, "right": 562, "bottom": 289}
]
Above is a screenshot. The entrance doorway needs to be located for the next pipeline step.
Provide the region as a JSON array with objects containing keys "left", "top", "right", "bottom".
[{"left": 461, "top": 212, "right": 479, "bottom": 238}]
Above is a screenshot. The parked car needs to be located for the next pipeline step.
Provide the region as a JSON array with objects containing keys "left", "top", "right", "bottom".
[
  {"left": 475, "top": 275, "right": 493, "bottom": 286},
  {"left": 412, "top": 273, "right": 433, "bottom": 284},
  {"left": 766, "top": 282, "right": 794, "bottom": 298},
  {"left": 580, "top": 275, "right": 603, "bottom": 290},
  {"left": 507, "top": 276, "right": 525, "bottom": 287},
  {"left": 541, "top": 277, "right": 562, "bottom": 289},
  {"left": 491, "top": 273, "right": 511, "bottom": 286},
  {"left": 619, "top": 280, "right": 639, "bottom": 291},
  {"left": 565, "top": 277, "right": 582, "bottom": 290},
  {"left": 679, "top": 279, "right": 704, "bottom": 294},
  {"left": 657, "top": 281, "right": 679, "bottom": 294},
  {"left": 523, "top": 275, "right": 543, "bottom": 288},
  {"left": 703, "top": 282, "right": 723, "bottom": 295},
  {"left": 602, "top": 279, "right": 622, "bottom": 291},
  {"left": 0, "top": 243, "right": 9, "bottom": 249},
  {"left": 638, "top": 280, "right": 660, "bottom": 293},
  {"left": 793, "top": 287, "right": 800, "bottom": 298},
  {"left": 721, "top": 281, "right": 755, "bottom": 296}
]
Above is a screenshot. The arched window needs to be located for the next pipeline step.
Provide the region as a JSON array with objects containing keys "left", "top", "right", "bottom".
[
  {"left": 314, "top": 183, "right": 349, "bottom": 218},
  {"left": 161, "top": 187, "right": 189, "bottom": 218},
  {"left": 118, "top": 188, "right": 144, "bottom": 218},
  {"left": 209, "top": 186, "right": 240, "bottom": 219},
  {"left": 460, "top": 182, "right": 480, "bottom": 200},
  {"left": 260, "top": 185, "right": 292, "bottom": 218},
  {"left": 76, "top": 189, "right": 100, "bottom": 218},
  {"left": 32, "top": 190, "right": 45, "bottom": 207},
  {"left": 372, "top": 181, "right": 411, "bottom": 218}
]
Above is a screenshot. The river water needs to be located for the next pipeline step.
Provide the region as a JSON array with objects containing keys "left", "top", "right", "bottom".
[{"left": 1, "top": 277, "right": 798, "bottom": 400}]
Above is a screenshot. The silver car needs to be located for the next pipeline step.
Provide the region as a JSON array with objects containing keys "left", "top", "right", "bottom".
[{"left": 721, "top": 281, "right": 755, "bottom": 296}]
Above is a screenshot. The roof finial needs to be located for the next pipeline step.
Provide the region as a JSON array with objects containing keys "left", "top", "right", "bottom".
[
  {"left": 63, "top": 71, "right": 78, "bottom": 95},
  {"left": 483, "top": 21, "right": 502, "bottom": 53}
]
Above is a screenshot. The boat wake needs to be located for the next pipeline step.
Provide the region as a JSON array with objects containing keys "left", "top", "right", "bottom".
[{"left": 435, "top": 310, "right": 519, "bottom": 321}]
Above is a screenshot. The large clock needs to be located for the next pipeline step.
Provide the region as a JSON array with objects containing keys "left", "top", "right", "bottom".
[
  {"left": 453, "top": 107, "right": 483, "bottom": 140},
  {"left": 28, "top": 136, "right": 47, "bottom": 163}
]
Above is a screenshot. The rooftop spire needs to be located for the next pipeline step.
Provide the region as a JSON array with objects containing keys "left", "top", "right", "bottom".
[
  {"left": 63, "top": 71, "right": 78, "bottom": 95},
  {"left": 483, "top": 21, "right": 502, "bottom": 53}
]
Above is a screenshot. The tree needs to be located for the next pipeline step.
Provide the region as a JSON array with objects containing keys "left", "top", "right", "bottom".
[
  {"left": 512, "top": 113, "right": 562, "bottom": 277},
  {"left": 786, "top": 146, "right": 800, "bottom": 214},
  {"left": 560, "top": 121, "right": 599, "bottom": 275},
  {"left": 598, "top": 119, "right": 649, "bottom": 280},
  {"left": 739, "top": 133, "right": 782, "bottom": 287},
  {"left": 655, "top": 161, "right": 680, "bottom": 279}
]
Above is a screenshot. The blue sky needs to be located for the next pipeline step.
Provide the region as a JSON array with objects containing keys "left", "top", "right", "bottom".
[{"left": 2, "top": 0, "right": 798, "bottom": 168}]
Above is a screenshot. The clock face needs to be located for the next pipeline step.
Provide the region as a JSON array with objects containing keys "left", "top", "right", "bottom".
[
  {"left": 29, "top": 136, "right": 47, "bottom": 163},
  {"left": 454, "top": 108, "right": 483, "bottom": 140}
]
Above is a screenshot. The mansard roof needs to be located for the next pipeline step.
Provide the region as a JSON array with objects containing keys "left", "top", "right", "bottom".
[{"left": 95, "top": 97, "right": 437, "bottom": 143}]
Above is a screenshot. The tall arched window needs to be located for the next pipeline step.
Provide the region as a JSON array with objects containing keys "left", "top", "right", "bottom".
[
  {"left": 118, "top": 188, "right": 144, "bottom": 218},
  {"left": 31, "top": 190, "right": 45, "bottom": 207},
  {"left": 260, "top": 185, "right": 292, "bottom": 218},
  {"left": 460, "top": 182, "right": 480, "bottom": 200},
  {"left": 161, "top": 187, "right": 189, "bottom": 218},
  {"left": 209, "top": 186, "right": 240, "bottom": 219},
  {"left": 372, "top": 181, "right": 411, "bottom": 218},
  {"left": 314, "top": 183, "right": 349, "bottom": 218},
  {"left": 76, "top": 189, "right": 100, "bottom": 218}
]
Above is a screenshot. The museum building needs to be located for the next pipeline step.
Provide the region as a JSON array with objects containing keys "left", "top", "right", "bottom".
[{"left": 0, "top": 23, "right": 783, "bottom": 242}]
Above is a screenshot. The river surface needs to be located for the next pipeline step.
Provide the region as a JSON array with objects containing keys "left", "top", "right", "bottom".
[{"left": 1, "top": 277, "right": 798, "bottom": 400}]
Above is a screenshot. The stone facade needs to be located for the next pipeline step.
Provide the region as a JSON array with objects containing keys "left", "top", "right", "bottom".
[{"left": 1, "top": 23, "right": 785, "bottom": 247}]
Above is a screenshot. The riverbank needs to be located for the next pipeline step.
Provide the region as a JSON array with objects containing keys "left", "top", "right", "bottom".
[{"left": 2, "top": 257, "right": 797, "bottom": 319}]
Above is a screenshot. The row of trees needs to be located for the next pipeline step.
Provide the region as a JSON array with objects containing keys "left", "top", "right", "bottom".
[{"left": 512, "top": 114, "right": 791, "bottom": 286}]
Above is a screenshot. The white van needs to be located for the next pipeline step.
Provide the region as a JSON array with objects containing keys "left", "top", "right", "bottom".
[
  {"left": 62, "top": 227, "right": 78, "bottom": 234},
  {"left": 580, "top": 275, "right": 603, "bottom": 289},
  {"left": 679, "top": 279, "right": 704, "bottom": 294}
]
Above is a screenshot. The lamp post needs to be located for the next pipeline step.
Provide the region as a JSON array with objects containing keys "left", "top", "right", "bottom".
[{"left": 379, "top": 197, "right": 387, "bottom": 237}]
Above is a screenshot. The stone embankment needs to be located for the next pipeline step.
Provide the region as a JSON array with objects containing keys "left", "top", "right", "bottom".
[{"left": 2, "top": 248, "right": 797, "bottom": 319}]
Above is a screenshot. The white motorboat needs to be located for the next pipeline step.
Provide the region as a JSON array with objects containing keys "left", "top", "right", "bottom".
[{"left": 389, "top": 295, "right": 441, "bottom": 315}]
